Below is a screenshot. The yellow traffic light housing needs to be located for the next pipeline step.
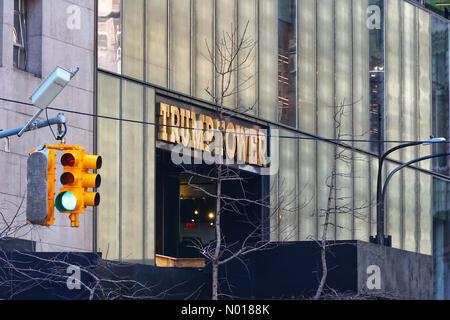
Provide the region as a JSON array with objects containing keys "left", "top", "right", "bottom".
[
  {"left": 55, "top": 146, "right": 102, "bottom": 227},
  {"left": 27, "top": 143, "right": 101, "bottom": 228}
]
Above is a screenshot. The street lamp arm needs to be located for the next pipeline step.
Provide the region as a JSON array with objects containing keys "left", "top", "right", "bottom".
[
  {"left": 379, "top": 142, "right": 423, "bottom": 164},
  {"left": 374, "top": 138, "right": 446, "bottom": 245},
  {"left": 375, "top": 141, "right": 423, "bottom": 245},
  {"left": 380, "top": 152, "right": 450, "bottom": 224}
]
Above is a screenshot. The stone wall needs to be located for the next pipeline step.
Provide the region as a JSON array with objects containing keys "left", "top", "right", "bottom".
[{"left": 0, "top": 0, "right": 94, "bottom": 252}]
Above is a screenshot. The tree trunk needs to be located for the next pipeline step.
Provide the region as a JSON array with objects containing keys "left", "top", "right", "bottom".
[
  {"left": 212, "top": 260, "right": 219, "bottom": 300},
  {"left": 314, "top": 160, "right": 336, "bottom": 300},
  {"left": 212, "top": 166, "right": 222, "bottom": 300}
]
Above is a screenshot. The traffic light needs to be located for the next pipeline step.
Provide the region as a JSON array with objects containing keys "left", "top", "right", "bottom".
[
  {"left": 55, "top": 147, "right": 102, "bottom": 227},
  {"left": 26, "top": 147, "right": 56, "bottom": 226}
]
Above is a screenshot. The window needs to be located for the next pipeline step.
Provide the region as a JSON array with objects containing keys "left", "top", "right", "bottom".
[
  {"left": 425, "top": 0, "right": 450, "bottom": 19},
  {"left": 0, "top": 3, "right": 3, "bottom": 66},
  {"left": 13, "top": 0, "right": 27, "bottom": 70},
  {"left": 278, "top": 0, "right": 297, "bottom": 128},
  {"left": 98, "top": 33, "right": 108, "bottom": 49},
  {"left": 369, "top": 0, "right": 385, "bottom": 154},
  {"left": 98, "top": 0, "right": 122, "bottom": 74}
]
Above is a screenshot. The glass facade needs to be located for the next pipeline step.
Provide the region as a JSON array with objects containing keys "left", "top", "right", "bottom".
[
  {"left": 96, "top": 0, "right": 450, "bottom": 296},
  {"left": 278, "top": 0, "right": 297, "bottom": 127},
  {"left": 432, "top": 14, "right": 450, "bottom": 299}
]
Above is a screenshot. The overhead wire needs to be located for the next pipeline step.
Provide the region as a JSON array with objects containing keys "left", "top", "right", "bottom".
[{"left": 1, "top": 96, "right": 449, "bottom": 145}]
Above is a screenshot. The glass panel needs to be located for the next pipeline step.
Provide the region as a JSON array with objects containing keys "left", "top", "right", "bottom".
[
  {"left": 402, "top": 4, "right": 418, "bottom": 252},
  {"left": 297, "top": 0, "right": 317, "bottom": 240},
  {"left": 270, "top": 126, "right": 280, "bottom": 241},
  {"left": 433, "top": 178, "right": 450, "bottom": 299},
  {"left": 354, "top": 153, "right": 371, "bottom": 241},
  {"left": 121, "top": 80, "right": 144, "bottom": 261},
  {"left": 123, "top": 0, "right": 144, "bottom": 79},
  {"left": 146, "top": 0, "right": 168, "bottom": 86},
  {"left": 193, "top": 0, "right": 214, "bottom": 101},
  {"left": 277, "top": 0, "right": 297, "bottom": 128},
  {"left": 278, "top": 130, "right": 298, "bottom": 241},
  {"left": 431, "top": 17, "right": 450, "bottom": 174},
  {"left": 386, "top": 162, "right": 402, "bottom": 249},
  {"left": 335, "top": 0, "right": 353, "bottom": 241},
  {"left": 418, "top": 10, "right": 432, "bottom": 169},
  {"left": 215, "top": 0, "right": 236, "bottom": 108},
  {"left": 298, "top": 0, "right": 316, "bottom": 136},
  {"left": 402, "top": 3, "right": 417, "bottom": 163},
  {"left": 420, "top": 173, "right": 432, "bottom": 255},
  {"left": 385, "top": 0, "right": 402, "bottom": 161},
  {"left": 258, "top": 0, "right": 278, "bottom": 122},
  {"left": 238, "top": 0, "right": 258, "bottom": 116},
  {"left": 97, "top": 73, "right": 121, "bottom": 260},
  {"left": 317, "top": 0, "right": 335, "bottom": 240},
  {"left": 170, "top": 0, "right": 191, "bottom": 94},
  {"left": 144, "top": 88, "right": 156, "bottom": 263},
  {"left": 98, "top": 0, "right": 122, "bottom": 74},
  {"left": 368, "top": 0, "right": 384, "bottom": 154},
  {"left": 298, "top": 138, "right": 317, "bottom": 240},
  {"left": 403, "top": 168, "right": 417, "bottom": 252},
  {"left": 370, "top": 157, "right": 378, "bottom": 238}
]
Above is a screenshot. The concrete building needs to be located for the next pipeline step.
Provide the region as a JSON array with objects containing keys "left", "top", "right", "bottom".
[
  {"left": 2, "top": 0, "right": 450, "bottom": 299},
  {"left": 0, "top": 0, "right": 95, "bottom": 252},
  {"left": 95, "top": 0, "right": 450, "bottom": 298}
]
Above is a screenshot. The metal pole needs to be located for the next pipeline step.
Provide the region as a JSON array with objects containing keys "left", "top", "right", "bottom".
[
  {"left": 379, "top": 152, "right": 450, "bottom": 234},
  {"left": 18, "top": 109, "right": 44, "bottom": 137},
  {"left": 374, "top": 141, "right": 422, "bottom": 245},
  {"left": 0, "top": 113, "right": 65, "bottom": 139}
]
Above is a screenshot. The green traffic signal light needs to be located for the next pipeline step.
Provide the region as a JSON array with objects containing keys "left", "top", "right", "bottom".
[{"left": 55, "top": 191, "right": 78, "bottom": 212}]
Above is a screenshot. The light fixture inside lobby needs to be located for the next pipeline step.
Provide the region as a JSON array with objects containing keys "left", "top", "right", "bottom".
[{"left": 435, "top": 0, "right": 450, "bottom": 6}]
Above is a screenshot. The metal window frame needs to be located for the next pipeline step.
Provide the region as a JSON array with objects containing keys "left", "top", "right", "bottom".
[{"left": 13, "top": 0, "right": 27, "bottom": 70}]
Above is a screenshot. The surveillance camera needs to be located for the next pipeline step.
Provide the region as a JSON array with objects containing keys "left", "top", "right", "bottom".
[{"left": 31, "top": 67, "right": 77, "bottom": 110}]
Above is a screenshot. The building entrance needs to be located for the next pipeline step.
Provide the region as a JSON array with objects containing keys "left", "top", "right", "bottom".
[{"left": 155, "top": 149, "right": 268, "bottom": 262}]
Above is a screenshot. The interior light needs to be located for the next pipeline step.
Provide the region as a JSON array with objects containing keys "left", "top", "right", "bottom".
[
  {"left": 208, "top": 212, "right": 215, "bottom": 220},
  {"left": 194, "top": 210, "right": 199, "bottom": 215}
]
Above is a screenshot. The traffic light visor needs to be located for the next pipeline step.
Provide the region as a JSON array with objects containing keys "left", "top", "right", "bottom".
[
  {"left": 82, "top": 173, "right": 101, "bottom": 188},
  {"left": 84, "top": 155, "right": 102, "bottom": 170},
  {"left": 85, "top": 192, "right": 100, "bottom": 207}
]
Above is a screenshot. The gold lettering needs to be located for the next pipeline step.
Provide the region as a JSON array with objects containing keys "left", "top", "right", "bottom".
[
  {"left": 258, "top": 130, "right": 268, "bottom": 166},
  {"left": 247, "top": 128, "right": 258, "bottom": 165},
  {"left": 180, "top": 108, "right": 191, "bottom": 148},
  {"left": 225, "top": 122, "right": 236, "bottom": 161},
  {"left": 158, "top": 103, "right": 170, "bottom": 141},
  {"left": 157, "top": 103, "right": 268, "bottom": 167},
  {"left": 191, "top": 113, "right": 205, "bottom": 151},
  {"left": 236, "top": 125, "right": 248, "bottom": 164},
  {"left": 169, "top": 106, "right": 181, "bottom": 144},
  {"left": 203, "top": 116, "right": 214, "bottom": 152},
  {"left": 214, "top": 120, "right": 225, "bottom": 157}
]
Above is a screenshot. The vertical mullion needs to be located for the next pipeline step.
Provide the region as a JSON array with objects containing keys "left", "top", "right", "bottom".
[
  {"left": 167, "top": 0, "right": 171, "bottom": 88},
  {"left": 93, "top": 0, "right": 99, "bottom": 252},
  {"left": 118, "top": 0, "right": 124, "bottom": 262},
  {"left": 142, "top": 0, "right": 148, "bottom": 263},
  {"left": 119, "top": 80, "right": 123, "bottom": 261},
  {"left": 351, "top": 0, "right": 355, "bottom": 241},
  {"left": 314, "top": 0, "right": 319, "bottom": 240}
]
